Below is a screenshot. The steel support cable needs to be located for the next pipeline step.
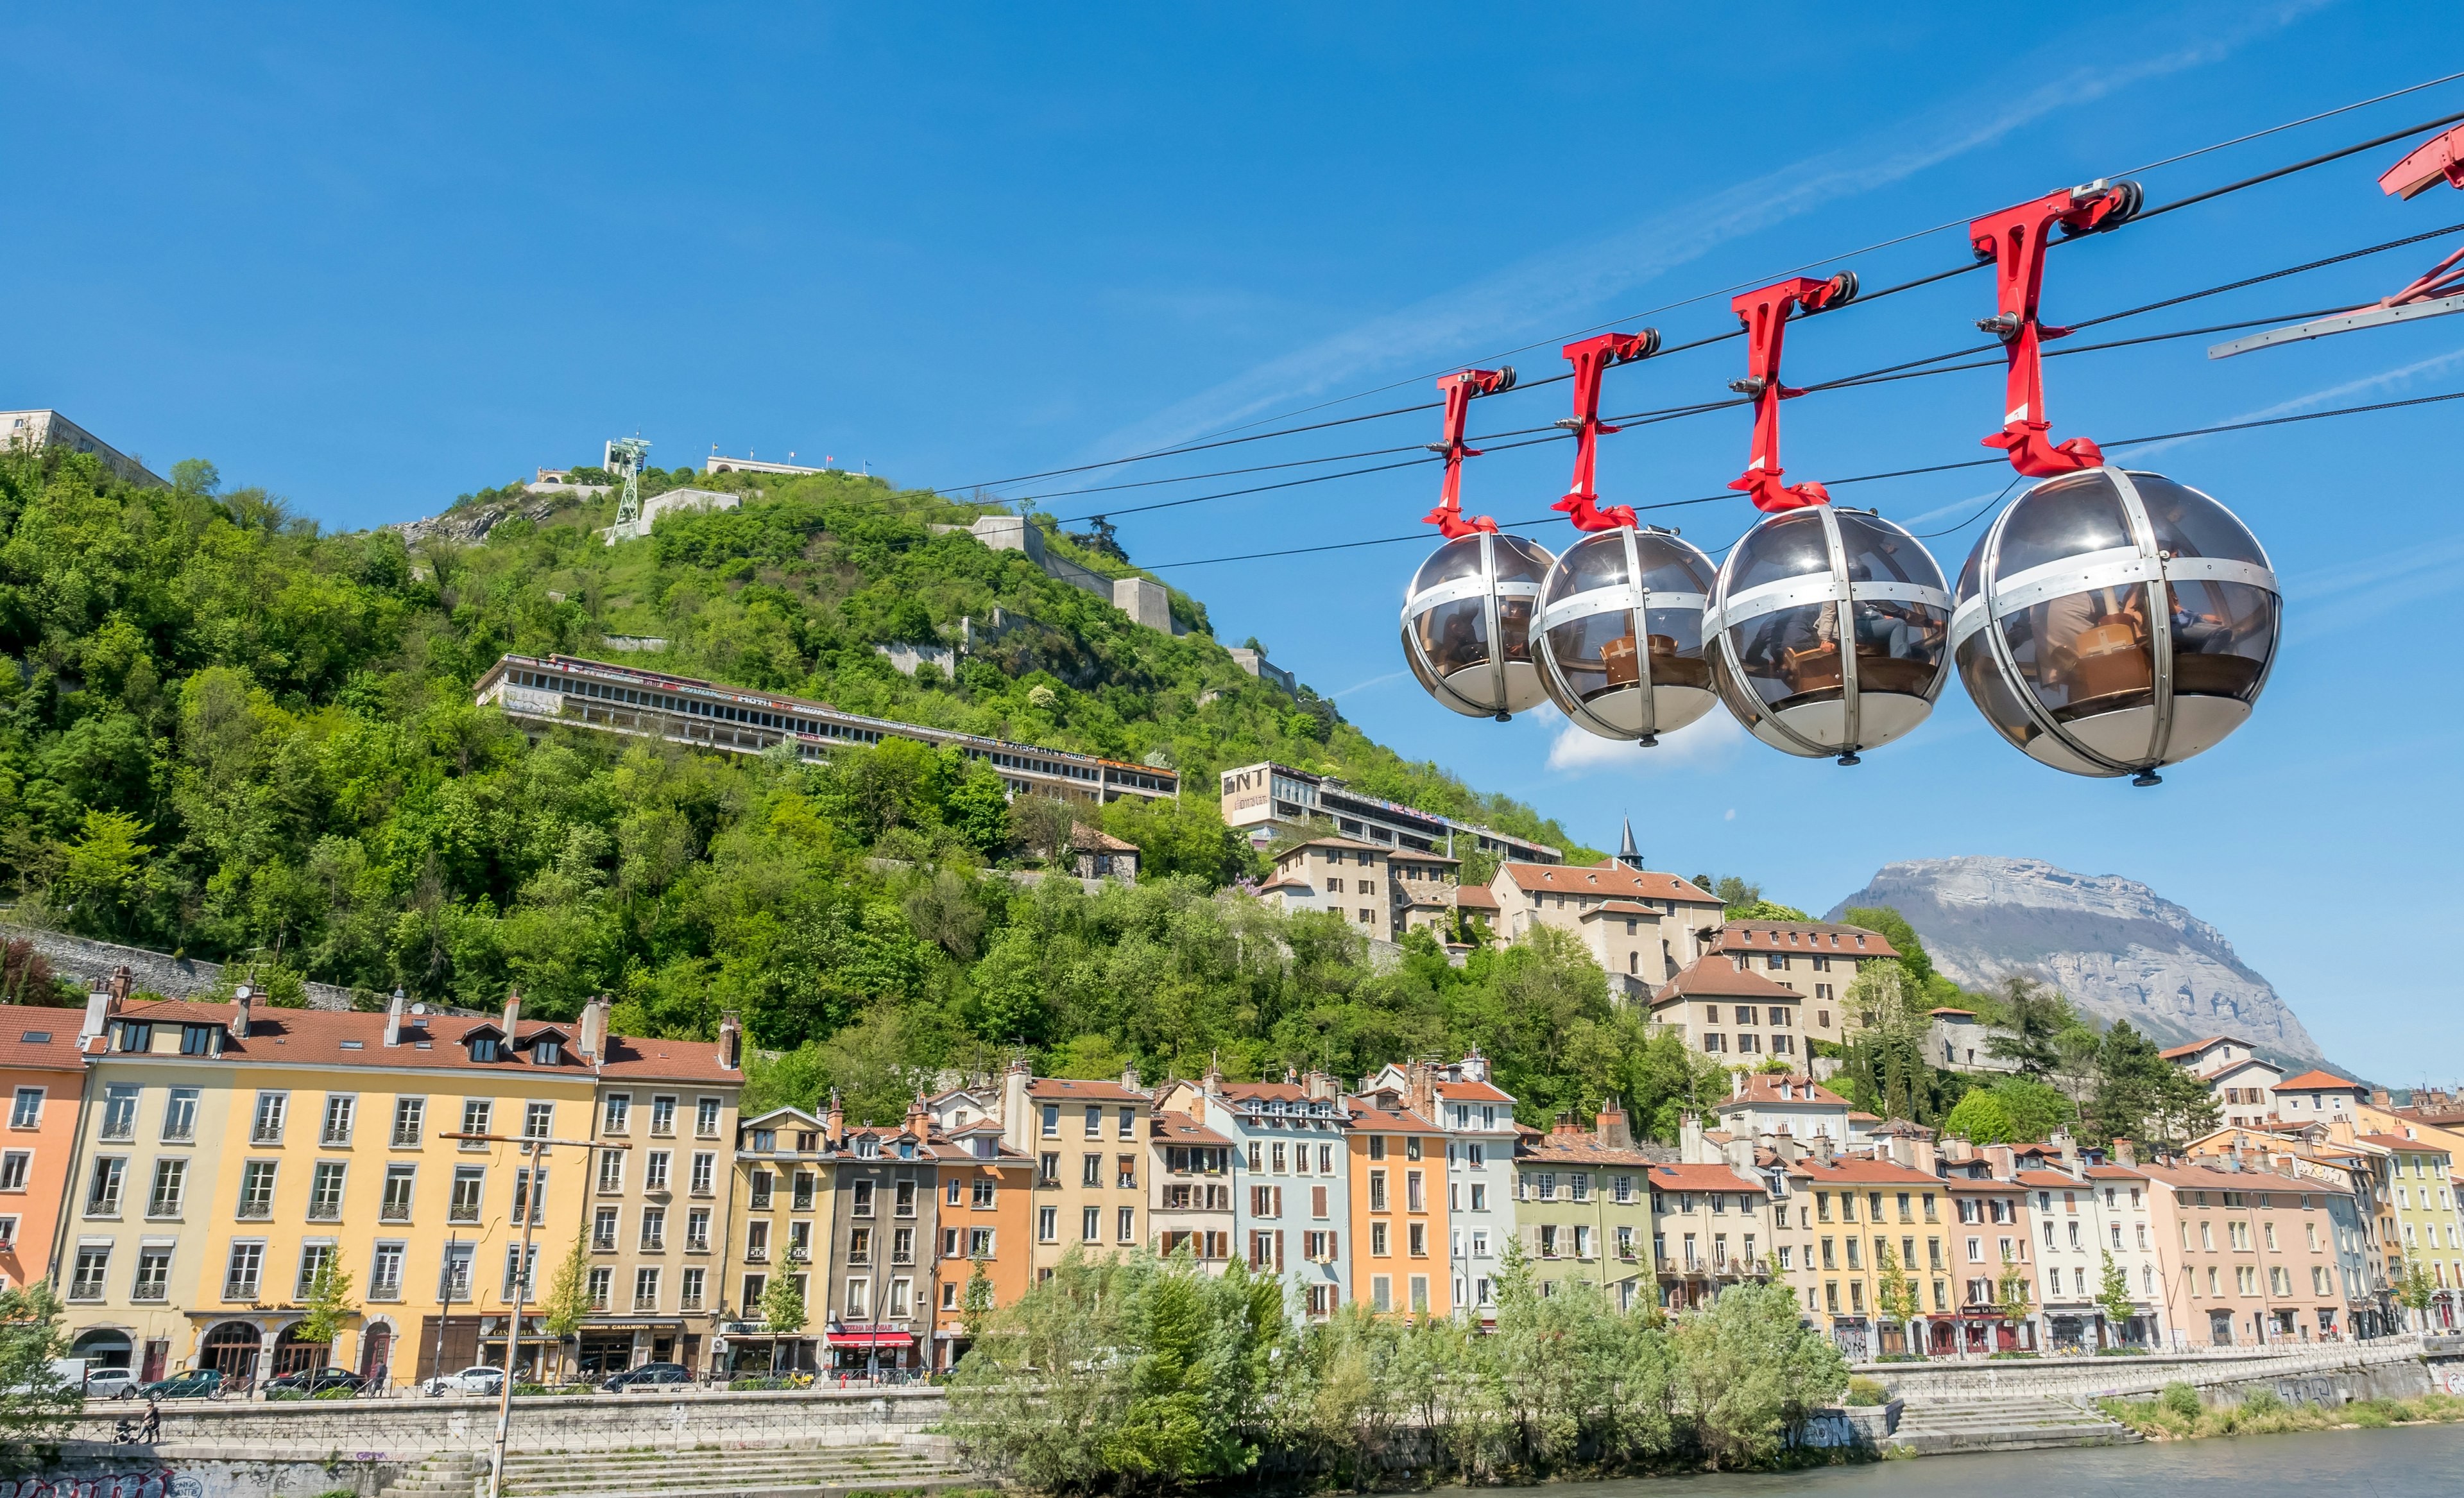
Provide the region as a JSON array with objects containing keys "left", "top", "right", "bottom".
[
  {"left": 941, "top": 96, "right": 2464, "bottom": 496},
  {"left": 1131, "top": 389, "right": 2464, "bottom": 571},
  {"left": 1163, "top": 72, "right": 2464, "bottom": 453},
  {"left": 1061, "top": 220, "right": 2461, "bottom": 529}
]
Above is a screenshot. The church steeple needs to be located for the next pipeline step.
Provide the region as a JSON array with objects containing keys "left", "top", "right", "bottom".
[{"left": 1616, "top": 818, "right": 1644, "bottom": 871}]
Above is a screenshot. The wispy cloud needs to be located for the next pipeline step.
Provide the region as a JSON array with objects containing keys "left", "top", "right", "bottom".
[
  {"left": 1088, "top": 4, "right": 2336, "bottom": 460},
  {"left": 2124, "top": 341, "right": 2464, "bottom": 462},
  {"left": 1326, "top": 667, "right": 1412, "bottom": 700}
]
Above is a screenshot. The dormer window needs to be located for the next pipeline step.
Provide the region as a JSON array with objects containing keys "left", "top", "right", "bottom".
[
  {"left": 855, "top": 1135, "right": 880, "bottom": 1160},
  {"left": 532, "top": 1038, "right": 561, "bottom": 1065},
  {"left": 470, "top": 1034, "right": 501, "bottom": 1063}
]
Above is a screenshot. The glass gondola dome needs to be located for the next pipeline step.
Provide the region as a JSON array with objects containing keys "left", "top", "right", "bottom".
[
  {"left": 1534, "top": 526, "right": 1720, "bottom": 745},
  {"left": 1705, "top": 506, "right": 1951, "bottom": 762},
  {"left": 1950, "top": 467, "right": 2278, "bottom": 783},
  {"left": 1400, "top": 531, "right": 1557, "bottom": 719}
]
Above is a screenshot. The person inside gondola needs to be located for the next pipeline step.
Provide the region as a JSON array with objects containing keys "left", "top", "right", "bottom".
[
  {"left": 1437, "top": 607, "right": 1483, "bottom": 671},
  {"left": 2166, "top": 583, "right": 2232, "bottom": 654}
]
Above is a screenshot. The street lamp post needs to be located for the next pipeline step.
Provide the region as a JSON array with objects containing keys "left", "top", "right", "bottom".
[{"left": 449, "top": 1130, "right": 626, "bottom": 1498}]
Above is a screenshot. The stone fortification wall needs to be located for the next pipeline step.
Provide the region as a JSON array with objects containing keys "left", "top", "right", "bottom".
[{"left": 0, "top": 924, "right": 358, "bottom": 1012}]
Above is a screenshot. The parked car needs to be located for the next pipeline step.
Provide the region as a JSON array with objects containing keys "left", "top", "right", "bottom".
[
  {"left": 139, "top": 1370, "right": 228, "bottom": 1400},
  {"left": 82, "top": 1368, "right": 141, "bottom": 1400},
  {"left": 425, "top": 1366, "right": 505, "bottom": 1395},
  {"left": 264, "top": 1368, "right": 369, "bottom": 1398},
  {"left": 599, "top": 1363, "right": 692, "bottom": 1393}
]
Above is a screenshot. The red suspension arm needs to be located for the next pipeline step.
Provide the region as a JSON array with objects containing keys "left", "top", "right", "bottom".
[
  {"left": 1425, "top": 367, "right": 1515, "bottom": 538},
  {"left": 1727, "top": 274, "right": 1854, "bottom": 513},
  {"left": 1552, "top": 331, "right": 1659, "bottom": 530},
  {"left": 1970, "top": 180, "right": 2137, "bottom": 476}
]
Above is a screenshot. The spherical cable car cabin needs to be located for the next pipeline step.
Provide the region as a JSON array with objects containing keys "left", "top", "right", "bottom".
[
  {"left": 1706, "top": 506, "right": 1951, "bottom": 762},
  {"left": 1534, "top": 525, "right": 1720, "bottom": 745},
  {"left": 1401, "top": 530, "right": 1557, "bottom": 719},
  {"left": 1951, "top": 467, "right": 2277, "bottom": 783}
]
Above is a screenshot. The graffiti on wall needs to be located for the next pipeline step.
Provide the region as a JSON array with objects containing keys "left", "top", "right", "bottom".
[{"left": 0, "top": 1472, "right": 200, "bottom": 1498}]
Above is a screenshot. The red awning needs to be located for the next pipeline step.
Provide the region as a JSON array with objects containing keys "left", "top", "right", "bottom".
[{"left": 825, "top": 1327, "right": 920, "bottom": 1348}]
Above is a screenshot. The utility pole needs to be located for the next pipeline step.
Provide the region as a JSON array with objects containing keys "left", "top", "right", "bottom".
[{"left": 450, "top": 1130, "right": 627, "bottom": 1498}]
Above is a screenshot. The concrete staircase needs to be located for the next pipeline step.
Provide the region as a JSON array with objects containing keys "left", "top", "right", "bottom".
[
  {"left": 498, "top": 1441, "right": 980, "bottom": 1498},
  {"left": 379, "top": 1453, "right": 480, "bottom": 1498},
  {"left": 1887, "top": 1395, "right": 2141, "bottom": 1454}
]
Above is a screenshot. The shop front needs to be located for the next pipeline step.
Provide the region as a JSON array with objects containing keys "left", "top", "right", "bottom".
[
  {"left": 572, "top": 1317, "right": 696, "bottom": 1379},
  {"left": 826, "top": 1322, "right": 918, "bottom": 1374}
]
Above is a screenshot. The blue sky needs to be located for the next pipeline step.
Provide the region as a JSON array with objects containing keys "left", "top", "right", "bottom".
[{"left": 5, "top": 3, "right": 2458, "bottom": 1081}]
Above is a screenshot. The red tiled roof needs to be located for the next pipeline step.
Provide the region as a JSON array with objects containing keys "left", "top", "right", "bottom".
[
  {"left": 1515, "top": 1131, "right": 1668, "bottom": 1167},
  {"left": 2013, "top": 1169, "right": 2089, "bottom": 1188},
  {"left": 1070, "top": 823, "right": 1140, "bottom": 853},
  {"left": 2355, "top": 1132, "right": 2447, "bottom": 1153},
  {"left": 1650, "top": 956, "right": 1798, "bottom": 1002},
  {"left": 1648, "top": 1164, "right": 1764, "bottom": 1191},
  {"left": 2085, "top": 1164, "right": 2147, "bottom": 1180},
  {"left": 1581, "top": 900, "right": 1659, "bottom": 918},
  {"left": 1278, "top": 837, "right": 1387, "bottom": 856},
  {"left": 1791, "top": 1157, "right": 1940, "bottom": 1185},
  {"left": 1433, "top": 1078, "right": 1512, "bottom": 1104},
  {"left": 1026, "top": 1078, "right": 1150, "bottom": 1102},
  {"left": 85, "top": 999, "right": 738, "bottom": 1083},
  {"left": 2277, "top": 1069, "right": 2365, "bottom": 1092},
  {"left": 1346, "top": 1101, "right": 1445, "bottom": 1135},
  {"left": 1454, "top": 886, "right": 1500, "bottom": 910},
  {"left": 2159, "top": 1035, "right": 2251, "bottom": 1060},
  {"left": 0, "top": 1008, "right": 89, "bottom": 1072},
  {"left": 1153, "top": 1114, "right": 1235, "bottom": 1146},
  {"left": 1715, "top": 1073, "right": 1849, "bottom": 1110},
  {"left": 1498, "top": 863, "right": 1717, "bottom": 903},
  {"left": 1711, "top": 921, "right": 1898, "bottom": 958}
]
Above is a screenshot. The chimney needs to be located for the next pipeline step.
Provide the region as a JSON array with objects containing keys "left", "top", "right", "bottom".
[
  {"left": 501, "top": 987, "right": 522, "bottom": 1037},
  {"left": 1887, "top": 1133, "right": 1915, "bottom": 1169},
  {"left": 1121, "top": 1064, "right": 1142, "bottom": 1094},
  {"left": 231, "top": 983, "right": 253, "bottom": 1040},
  {"left": 384, "top": 987, "right": 408, "bottom": 1048},
  {"left": 1406, "top": 1058, "right": 1438, "bottom": 1121},
  {"left": 1731, "top": 1071, "right": 1746, "bottom": 1100},
  {"left": 1596, "top": 1099, "right": 1632, "bottom": 1151},
  {"left": 109, "top": 965, "right": 132, "bottom": 1002},
  {"left": 1984, "top": 1144, "right": 2015, "bottom": 1178},
  {"left": 1000, "top": 1058, "right": 1032, "bottom": 1154},
  {"left": 2056, "top": 1129, "right": 2082, "bottom": 1180},
  {"left": 717, "top": 1008, "right": 742, "bottom": 1072},
  {"left": 1458, "top": 1047, "right": 1487, "bottom": 1084},
  {"left": 825, "top": 1088, "right": 846, "bottom": 1146},
  {"left": 2371, "top": 1088, "right": 2391, "bottom": 1108},
  {"left": 79, "top": 978, "right": 113, "bottom": 1046},
  {"left": 1303, "top": 1069, "right": 1339, "bottom": 1103},
  {"left": 1914, "top": 1138, "right": 1938, "bottom": 1176},
  {"left": 1943, "top": 1137, "right": 1974, "bottom": 1164},
  {"left": 906, "top": 1091, "right": 930, "bottom": 1139},
  {"left": 1552, "top": 1112, "right": 1581, "bottom": 1138},
  {"left": 578, "top": 994, "right": 609, "bottom": 1065},
  {"left": 1814, "top": 1132, "right": 1836, "bottom": 1165},
  {"left": 2113, "top": 1137, "right": 2137, "bottom": 1168},
  {"left": 1679, "top": 1111, "right": 1706, "bottom": 1163}
]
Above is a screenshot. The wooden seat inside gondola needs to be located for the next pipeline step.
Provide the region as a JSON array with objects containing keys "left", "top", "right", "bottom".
[
  {"left": 2063, "top": 617, "right": 2152, "bottom": 708},
  {"left": 2172, "top": 650, "right": 2263, "bottom": 698},
  {"left": 1601, "top": 634, "right": 1639, "bottom": 687},
  {"left": 1648, "top": 633, "right": 1711, "bottom": 690},
  {"left": 1782, "top": 644, "right": 1842, "bottom": 694}
]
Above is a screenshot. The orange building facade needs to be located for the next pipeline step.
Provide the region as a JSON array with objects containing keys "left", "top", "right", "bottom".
[
  {"left": 0, "top": 1020, "right": 87, "bottom": 1296},
  {"left": 1345, "top": 1094, "right": 1450, "bottom": 1319}
]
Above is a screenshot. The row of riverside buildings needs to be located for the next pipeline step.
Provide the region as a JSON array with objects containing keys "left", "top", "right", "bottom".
[{"left": 6, "top": 963, "right": 2455, "bottom": 1389}]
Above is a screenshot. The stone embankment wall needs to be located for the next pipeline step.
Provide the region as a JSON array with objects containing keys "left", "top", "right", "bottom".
[
  {"left": 1870, "top": 1336, "right": 2436, "bottom": 1406},
  {"left": 69, "top": 1384, "right": 946, "bottom": 1462},
  {"left": 0, "top": 923, "right": 361, "bottom": 1012}
]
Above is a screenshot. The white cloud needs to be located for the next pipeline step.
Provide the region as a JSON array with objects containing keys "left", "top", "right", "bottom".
[
  {"left": 1085, "top": 5, "right": 2333, "bottom": 460},
  {"left": 1546, "top": 703, "right": 1744, "bottom": 773},
  {"left": 1724, "top": 808, "right": 1738, "bottom": 822}
]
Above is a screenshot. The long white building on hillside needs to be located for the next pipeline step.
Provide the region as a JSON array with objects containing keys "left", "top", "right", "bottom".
[{"left": 474, "top": 653, "right": 1177, "bottom": 809}]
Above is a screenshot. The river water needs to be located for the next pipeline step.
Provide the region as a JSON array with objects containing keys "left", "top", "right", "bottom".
[{"left": 1549, "top": 1424, "right": 2464, "bottom": 1498}]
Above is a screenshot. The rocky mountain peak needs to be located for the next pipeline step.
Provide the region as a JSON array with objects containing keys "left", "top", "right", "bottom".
[{"left": 1827, "top": 856, "right": 2323, "bottom": 1066}]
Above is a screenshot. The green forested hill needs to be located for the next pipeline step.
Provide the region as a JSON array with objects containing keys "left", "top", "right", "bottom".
[{"left": 0, "top": 445, "right": 1698, "bottom": 1126}]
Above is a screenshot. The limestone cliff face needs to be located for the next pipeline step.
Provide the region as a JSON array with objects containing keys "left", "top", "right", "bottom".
[{"left": 1826, "top": 856, "right": 2323, "bottom": 1065}]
